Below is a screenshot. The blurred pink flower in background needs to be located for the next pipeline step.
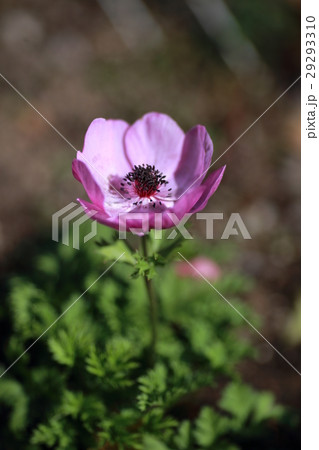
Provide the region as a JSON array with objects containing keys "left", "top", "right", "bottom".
[
  {"left": 175, "top": 256, "right": 222, "bottom": 281},
  {"left": 72, "top": 112, "right": 225, "bottom": 232}
]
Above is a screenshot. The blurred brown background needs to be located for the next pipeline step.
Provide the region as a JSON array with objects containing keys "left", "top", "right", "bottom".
[{"left": 0, "top": 0, "right": 300, "bottom": 408}]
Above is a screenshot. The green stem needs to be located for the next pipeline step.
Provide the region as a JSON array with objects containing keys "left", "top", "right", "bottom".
[{"left": 141, "top": 235, "right": 157, "bottom": 365}]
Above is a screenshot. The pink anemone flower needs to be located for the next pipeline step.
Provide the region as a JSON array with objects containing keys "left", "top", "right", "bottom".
[
  {"left": 175, "top": 256, "right": 222, "bottom": 282},
  {"left": 72, "top": 112, "right": 225, "bottom": 232}
]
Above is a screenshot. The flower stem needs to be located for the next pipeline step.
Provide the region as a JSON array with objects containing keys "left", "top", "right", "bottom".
[{"left": 141, "top": 235, "right": 157, "bottom": 365}]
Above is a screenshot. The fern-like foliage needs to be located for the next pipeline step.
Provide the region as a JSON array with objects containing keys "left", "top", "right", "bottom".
[{"left": 0, "top": 228, "right": 296, "bottom": 449}]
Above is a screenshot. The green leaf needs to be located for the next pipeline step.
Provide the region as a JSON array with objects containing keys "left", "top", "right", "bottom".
[
  {"left": 194, "top": 407, "right": 218, "bottom": 447},
  {"left": 219, "top": 383, "right": 255, "bottom": 425},
  {"left": 137, "top": 364, "right": 167, "bottom": 411},
  {"left": 31, "top": 417, "right": 75, "bottom": 449},
  {"left": 174, "top": 420, "right": 191, "bottom": 450},
  {"left": 254, "top": 391, "right": 284, "bottom": 423},
  {"left": 143, "top": 434, "right": 171, "bottom": 450},
  {"left": 0, "top": 379, "right": 28, "bottom": 432},
  {"left": 48, "top": 330, "right": 76, "bottom": 367},
  {"left": 60, "top": 391, "right": 106, "bottom": 429},
  {"left": 86, "top": 347, "right": 106, "bottom": 377},
  {"left": 60, "top": 391, "right": 84, "bottom": 418},
  {"left": 131, "top": 254, "right": 157, "bottom": 280},
  {"left": 98, "top": 240, "right": 136, "bottom": 265},
  {"left": 86, "top": 338, "right": 139, "bottom": 388},
  {"left": 219, "top": 382, "right": 284, "bottom": 426},
  {"left": 9, "top": 279, "right": 56, "bottom": 340}
]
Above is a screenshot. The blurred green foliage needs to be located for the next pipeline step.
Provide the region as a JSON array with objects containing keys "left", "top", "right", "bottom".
[{"left": 0, "top": 226, "right": 294, "bottom": 449}]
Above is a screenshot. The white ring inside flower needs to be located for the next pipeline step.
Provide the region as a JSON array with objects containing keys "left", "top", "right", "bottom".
[{"left": 120, "top": 163, "right": 174, "bottom": 209}]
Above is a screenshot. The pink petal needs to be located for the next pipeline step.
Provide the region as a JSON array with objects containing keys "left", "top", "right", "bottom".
[
  {"left": 78, "top": 186, "right": 205, "bottom": 233},
  {"left": 173, "top": 125, "right": 213, "bottom": 194},
  {"left": 201, "top": 127, "right": 214, "bottom": 171},
  {"left": 124, "top": 112, "right": 185, "bottom": 178},
  {"left": 77, "top": 198, "right": 120, "bottom": 230},
  {"left": 154, "top": 186, "right": 206, "bottom": 229},
  {"left": 78, "top": 198, "right": 153, "bottom": 232},
  {"left": 170, "top": 186, "right": 205, "bottom": 218},
  {"left": 72, "top": 160, "right": 104, "bottom": 208},
  {"left": 78, "top": 118, "right": 131, "bottom": 183},
  {"left": 190, "top": 165, "right": 226, "bottom": 213}
]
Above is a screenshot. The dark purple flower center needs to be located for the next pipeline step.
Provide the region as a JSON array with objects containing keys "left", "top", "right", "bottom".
[{"left": 122, "top": 164, "right": 168, "bottom": 198}]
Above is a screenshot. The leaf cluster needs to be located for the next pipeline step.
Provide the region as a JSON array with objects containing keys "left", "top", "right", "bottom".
[{"left": 0, "top": 231, "right": 293, "bottom": 449}]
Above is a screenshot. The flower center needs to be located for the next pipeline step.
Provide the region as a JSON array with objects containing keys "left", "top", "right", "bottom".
[{"left": 122, "top": 164, "right": 168, "bottom": 198}]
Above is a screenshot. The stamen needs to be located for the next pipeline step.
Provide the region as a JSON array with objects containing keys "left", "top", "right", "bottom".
[{"left": 123, "top": 164, "right": 169, "bottom": 199}]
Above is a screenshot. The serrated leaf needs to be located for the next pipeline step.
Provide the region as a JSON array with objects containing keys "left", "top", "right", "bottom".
[
  {"left": 137, "top": 364, "right": 167, "bottom": 411},
  {"left": 86, "top": 339, "right": 139, "bottom": 388},
  {"left": 194, "top": 407, "right": 218, "bottom": 447},
  {"left": 174, "top": 420, "right": 191, "bottom": 450},
  {"left": 131, "top": 255, "right": 157, "bottom": 280},
  {"left": 48, "top": 330, "right": 76, "bottom": 367}
]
